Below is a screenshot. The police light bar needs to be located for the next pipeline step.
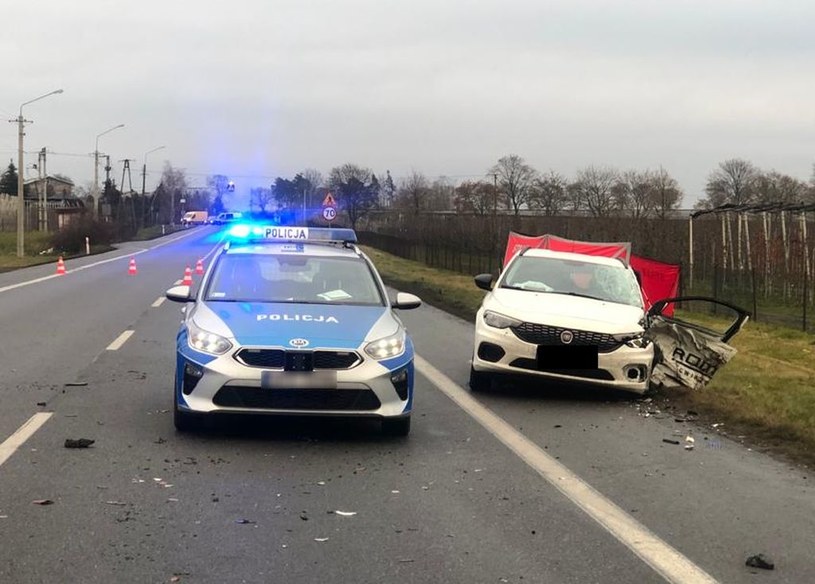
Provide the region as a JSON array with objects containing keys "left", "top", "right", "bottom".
[{"left": 228, "top": 224, "right": 357, "bottom": 243}]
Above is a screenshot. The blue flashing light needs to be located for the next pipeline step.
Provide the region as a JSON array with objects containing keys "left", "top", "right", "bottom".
[{"left": 226, "top": 224, "right": 357, "bottom": 244}]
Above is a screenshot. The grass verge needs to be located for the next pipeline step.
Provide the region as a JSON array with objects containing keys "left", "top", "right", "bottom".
[
  {"left": 363, "top": 245, "right": 815, "bottom": 468},
  {"left": 0, "top": 231, "right": 114, "bottom": 271}
]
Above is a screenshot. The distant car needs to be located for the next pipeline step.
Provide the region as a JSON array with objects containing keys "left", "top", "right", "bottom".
[
  {"left": 469, "top": 249, "right": 748, "bottom": 394},
  {"left": 181, "top": 211, "right": 208, "bottom": 226},
  {"left": 165, "top": 225, "right": 422, "bottom": 435},
  {"left": 211, "top": 212, "right": 242, "bottom": 225}
]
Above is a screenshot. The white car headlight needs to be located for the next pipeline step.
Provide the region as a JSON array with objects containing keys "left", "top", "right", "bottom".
[
  {"left": 187, "top": 322, "right": 232, "bottom": 355},
  {"left": 613, "top": 332, "right": 650, "bottom": 349},
  {"left": 483, "top": 310, "right": 522, "bottom": 329},
  {"left": 365, "top": 330, "right": 406, "bottom": 360}
]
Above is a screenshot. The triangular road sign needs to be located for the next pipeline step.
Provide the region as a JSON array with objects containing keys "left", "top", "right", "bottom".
[{"left": 322, "top": 192, "right": 336, "bottom": 207}]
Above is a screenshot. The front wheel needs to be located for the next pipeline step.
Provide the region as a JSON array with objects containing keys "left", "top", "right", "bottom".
[
  {"left": 469, "top": 366, "right": 492, "bottom": 392},
  {"left": 382, "top": 417, "right": 411, "bottom": 437}
]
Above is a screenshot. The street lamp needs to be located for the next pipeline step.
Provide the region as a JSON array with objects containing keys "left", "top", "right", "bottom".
[
  {"left": 14, "top": 89, "right": 63, "bottom": 258},
  {"left": 142, "top": 145, "right": 165, "bottom": 196},
  {"left": 93, "top": 123, "right": 125, "bottom": 218}
]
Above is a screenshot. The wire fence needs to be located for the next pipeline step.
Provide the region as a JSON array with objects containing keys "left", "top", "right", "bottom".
[{"left": 357, "top": 210, "right": 815, "bottom": 332}]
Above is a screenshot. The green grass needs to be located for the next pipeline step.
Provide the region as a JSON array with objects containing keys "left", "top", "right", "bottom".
[
  {"left": 362, "top": 245, "right": 815, "bottom": 467},
  {"left": 0, "top": 231, "right": 61, "bottom": 270}
]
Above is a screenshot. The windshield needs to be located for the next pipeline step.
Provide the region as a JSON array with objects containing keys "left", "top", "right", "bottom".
[
  {"left": 205, "top": 253, "right": 385, "bottom": 305},
  {"left": 500, "top": 255, "right": 643, "bottom": 307}
]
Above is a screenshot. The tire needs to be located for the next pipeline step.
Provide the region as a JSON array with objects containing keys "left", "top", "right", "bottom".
[
  {"left": 469, "top": 366, "right": 491, "bottom": 392},
  {"left": 382, "top": 417, "right": 411, "bottom": 437}
]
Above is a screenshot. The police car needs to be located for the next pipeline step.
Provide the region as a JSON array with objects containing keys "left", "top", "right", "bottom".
[{"left": 165, "top": 226, "right": 421, "bottom": 435}]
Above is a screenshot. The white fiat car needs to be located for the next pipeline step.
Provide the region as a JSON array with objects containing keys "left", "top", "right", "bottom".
[
  {"left": 471, "top": 248, "right": 656, "bottom": 394},
  {"left": 470, "top": 248, "right": 749, "bottom": 394}
]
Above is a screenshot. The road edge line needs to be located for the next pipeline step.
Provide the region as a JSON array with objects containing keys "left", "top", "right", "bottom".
[{"left": 0, "top": 413, "right": 53, "bottom": 468}]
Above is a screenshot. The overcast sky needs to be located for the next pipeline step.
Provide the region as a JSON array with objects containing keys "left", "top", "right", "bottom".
[{"left": 2, "top": 0, "right": 813, "bottom": 205}]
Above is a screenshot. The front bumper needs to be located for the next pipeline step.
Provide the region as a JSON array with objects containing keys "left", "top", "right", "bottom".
[
  {"left": 175, "top": 334, "right": 414, "bottom": 418},
  {"left": 471, "top": 318, "right": 654, "bottom": 394}
]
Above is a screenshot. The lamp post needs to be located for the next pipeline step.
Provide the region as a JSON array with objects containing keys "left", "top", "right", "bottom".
[
  {"left": 93, "top": 124, "right": 125, "bottom": 218},
  {"left": 14, "top": 89, "right": 63, "bottom": 258},
  {"left": 142, "top": 145, "right": 165, "bottom": 196}
]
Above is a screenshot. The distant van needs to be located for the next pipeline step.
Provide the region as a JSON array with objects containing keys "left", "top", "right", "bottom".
[
  {"left": 181, "top": 211, "right": 208, "bottom": 225},
  {"left": 212, "top": 212, "right": 242, "bottom": 225}
]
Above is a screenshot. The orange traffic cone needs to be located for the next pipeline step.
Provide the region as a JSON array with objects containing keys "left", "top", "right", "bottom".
[
  {"left": 195, "top": 258, "right": 204, "bottom": 275},
  {"left": 56, "top": 256, "right": 66, "bottom": 276},
  {"left": 128, "top": 257, "right": 138, "bottom": 276},
  {"left": 182, "top": 266, "right": 193, "bottom": 286}
]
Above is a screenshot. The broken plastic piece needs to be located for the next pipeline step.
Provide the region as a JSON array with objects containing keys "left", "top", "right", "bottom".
[
  {"left": 335, "top": 510, "right": 357, "bottom": 517},
  {"left": 64, "top": 438, "right": 95, "bottom": 449},
  {"left": 32, "top": 499, "right": 54, "bottom": 505},
  {"left": 746, "top": 554, "right": 774, "bottom": 570}
]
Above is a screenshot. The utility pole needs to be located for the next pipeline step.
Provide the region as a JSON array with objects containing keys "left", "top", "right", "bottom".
[
  {"left": 120, "top": 159, "right": 134, "bottom": 194},
  {"left": 38, "top": 147, "right": 48, "bottom": 231}
]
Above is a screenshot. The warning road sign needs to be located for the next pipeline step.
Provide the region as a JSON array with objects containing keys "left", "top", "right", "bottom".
[{"left": 322, "top": 192, "right": 336, "bottom": 207}]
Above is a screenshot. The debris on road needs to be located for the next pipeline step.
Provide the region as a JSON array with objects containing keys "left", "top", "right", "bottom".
[
  {"left": 154, "top": 437, "right": 167, "bottom": 444},
  {"left": 32, "top": 499, "right": 54, "bottom": 505},
  {"left": 314, "top": 537, "right": 329, "bottom": 542},
  {"left": 36, "top": 402, "right": 47, "bottom": 407},
  {"left": 662, "top": 439, "right": 681, "bottom": 445},
  {"left": 684, "top": 436, "right": 695, "bottom": 450},
  {"left": 235, "top": 519, "right": 255, "bottom": 525},
  {"left": 64, "top": 382, "right": 88, "bottom": 387},
  {"left": 105, "top": 501, "right": 127, "bottom": 506},
  {"left": 64, "top": 438, "right": 95, "bottom": 449},
  {"left": 746, "top": 554, "right": 775, "bottom": 570},
  {"left": 334, "top": 510, "right": 357, "bottom": 517}
]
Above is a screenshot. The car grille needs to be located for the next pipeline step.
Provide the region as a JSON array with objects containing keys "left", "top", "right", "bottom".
[
  {"left": 510, "top": 323, "right": 622, "bottom": 353},
  {"left": 509, "top": 359, "right": 615, "bottom": 380},
  {"left": 236, "top": 349, "right": 361, "bottom": 370},
  {"left": 213, "top": 386, "right": 381, "bottom": 411}
]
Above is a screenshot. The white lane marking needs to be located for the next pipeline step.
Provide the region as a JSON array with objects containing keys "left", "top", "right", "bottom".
[
  {"left": 106, "top": 330, "right": 135, "bottom": 351},
  {"left": 0, "top": 413, "right": 53, "bottom": 468},
  {"left": 151, "top": 297, "right": 166, "bottom": 308},
  {"left": 414, "top": 355, "right": 719, "bottom": 584},
  {"left": 0, "top": 228, "right": 203, "bottom": 295}
]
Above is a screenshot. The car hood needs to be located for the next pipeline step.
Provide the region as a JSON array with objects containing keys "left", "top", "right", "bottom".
[
  {"left": 485, "top": 288, "right": 645, "bottom": 334},
  {"left": 191, "top": 302, "right": 397, "bottom": 349}
]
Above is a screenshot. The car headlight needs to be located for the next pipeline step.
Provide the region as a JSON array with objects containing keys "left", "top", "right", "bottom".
[
  {"left": 365, "top": 330, "right": 406, "bottom": 360},
  {"left": 613, "top": 332, "right": 650, "bottom": 349},
  {"left": 187, "top": 322, "right": 233, "bottom": 355},
  {"left": 483, "top": 310, "right": 522, "bottom": 329}
]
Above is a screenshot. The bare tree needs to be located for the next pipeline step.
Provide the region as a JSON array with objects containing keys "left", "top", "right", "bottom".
[
  {"left": 453, "top": 180, "right": 496, "bottom": 215},
  {"left": 703, "top": 158, "right": 759, "bottom": 207},
  {"left": 614, "top": 170, "right": 656, "bottom": 219},
  {"left": 250, "top": 186, "right": 274, "bottom": 212},
  {"left": 754, "top": 171, "right": 809, "bottom": 205},
  {"left": 571, "top": 166, "right": 618, "bottom": 217},
  {"left": 651, "top": 167, "right": 683, "bottom": 219},
  {"left": 327, "top": 163, "right": 377, "bottom": 229},
  {"left": 427, "top": 176, "right": 454, "bottom": 211},
  {"left": 489, "top": 154, "right": 537, "bottom": 216},
  {"left": 300, "top": 168, "right": 323, "bottom": 209},
  {"left": 528, "top": 171, "right": 568, "bottom": 216},
  {"left": 395, "top": 170, "right": 430, "bottom": 214}
]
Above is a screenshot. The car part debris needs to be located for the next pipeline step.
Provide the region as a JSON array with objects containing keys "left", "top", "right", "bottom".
[
  {"left": 32, "top": 499, "right": 54, "bottom": 505},
  {"left": 64, "top": 438, "right": 95, "bottom": 449},
  {"left": 64, "top": 382, "right": 88, "bottom": 387},
  {"left": 746, "top": 554, "right": 774, "bottom": 570},
  {"left": 662, "top": 439, "right": 680, "bottom": 445}
]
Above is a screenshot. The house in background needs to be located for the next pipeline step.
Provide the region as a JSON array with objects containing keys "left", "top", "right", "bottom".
[{"left": 24, "top": 175, "right": 85, "bottom": 229}]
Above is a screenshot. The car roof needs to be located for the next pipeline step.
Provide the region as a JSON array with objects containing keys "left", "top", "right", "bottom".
[
  {"left": 519, "top": 248, "right": 628, "bottom": 268},
  {"left": 223, "top": 242, "right": 363, "bottom": 259}
]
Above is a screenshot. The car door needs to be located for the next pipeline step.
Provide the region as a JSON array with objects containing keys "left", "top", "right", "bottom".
[{"left": 644, "top": 296, "right": 750, "bottom": 390}]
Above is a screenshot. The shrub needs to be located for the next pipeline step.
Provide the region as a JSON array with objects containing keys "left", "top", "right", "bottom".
[{"left": 50, "top": 216, "right": 117, "bottom": 254}]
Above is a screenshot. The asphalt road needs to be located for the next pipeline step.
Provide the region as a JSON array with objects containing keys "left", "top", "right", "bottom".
[{"left": 0, "top": 226, "right": 812, "bottom": 584}]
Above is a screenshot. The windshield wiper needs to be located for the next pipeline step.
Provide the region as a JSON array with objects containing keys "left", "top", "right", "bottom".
[{"left": 557, "top": 291, "right": 606, "bottom": 301}]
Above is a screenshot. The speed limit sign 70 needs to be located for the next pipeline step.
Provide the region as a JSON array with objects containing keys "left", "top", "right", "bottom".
[{"left": 322, "top": 206, "right": 337, "bottom": 221}]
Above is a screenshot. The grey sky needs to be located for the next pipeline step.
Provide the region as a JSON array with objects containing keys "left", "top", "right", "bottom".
[{"left": 2, "top": 0, "right": 813, "bottom": 205}]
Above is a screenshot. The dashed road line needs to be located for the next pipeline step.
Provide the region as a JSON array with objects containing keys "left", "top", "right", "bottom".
[
  {"left": 106, "top": 330, "right": 135, "bottom": 351},
  {"left": 415, "top": 354, "right": 719, "bottom": 584},
  {"left": 151, "top": 297, "right": 166, "bottom": 308},
  {"left": 0, "top": 413, "right": 53, "bottom": 469}
]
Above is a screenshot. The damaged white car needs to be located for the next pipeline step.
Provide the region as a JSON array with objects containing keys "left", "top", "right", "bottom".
[{"left": 470, "top": 248, "right": 748, "bottom": 394}]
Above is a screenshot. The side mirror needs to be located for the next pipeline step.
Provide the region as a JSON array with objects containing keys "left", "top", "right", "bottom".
[
  {"left": 474, "top": 273, "right": 494, "bottom": 291},
  {"left": 393, "top": 292, "right": 421, "bottom": 310},
  {"left": 166, "top": 285, "right": 193, "bottom": 303}
]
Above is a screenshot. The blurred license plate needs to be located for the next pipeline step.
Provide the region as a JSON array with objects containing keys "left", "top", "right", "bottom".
[
  {"left": 261, "top": 371, "right": 337, "bottom": 389},
  {"left": 537, "top": 345, "right": 598, "bottom": 370}
]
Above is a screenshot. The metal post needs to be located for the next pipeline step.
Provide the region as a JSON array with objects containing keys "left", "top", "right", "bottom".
[
  {"left": 93, "top": 148, "right": 99, "bottom": 218},
  {"left": 688, "top": 214, "right": 694, "bottom": 293},
  {"left": 16, "top": 113, "right": 24, "bottom": 257}
]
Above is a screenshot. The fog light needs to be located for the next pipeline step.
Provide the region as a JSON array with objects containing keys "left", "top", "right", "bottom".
[
  {"left": 390, "top": 367, "right": 409, "bottom": 400},
  {"left": 183, "top": 361, "right": 204, "bottom": 395}
]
